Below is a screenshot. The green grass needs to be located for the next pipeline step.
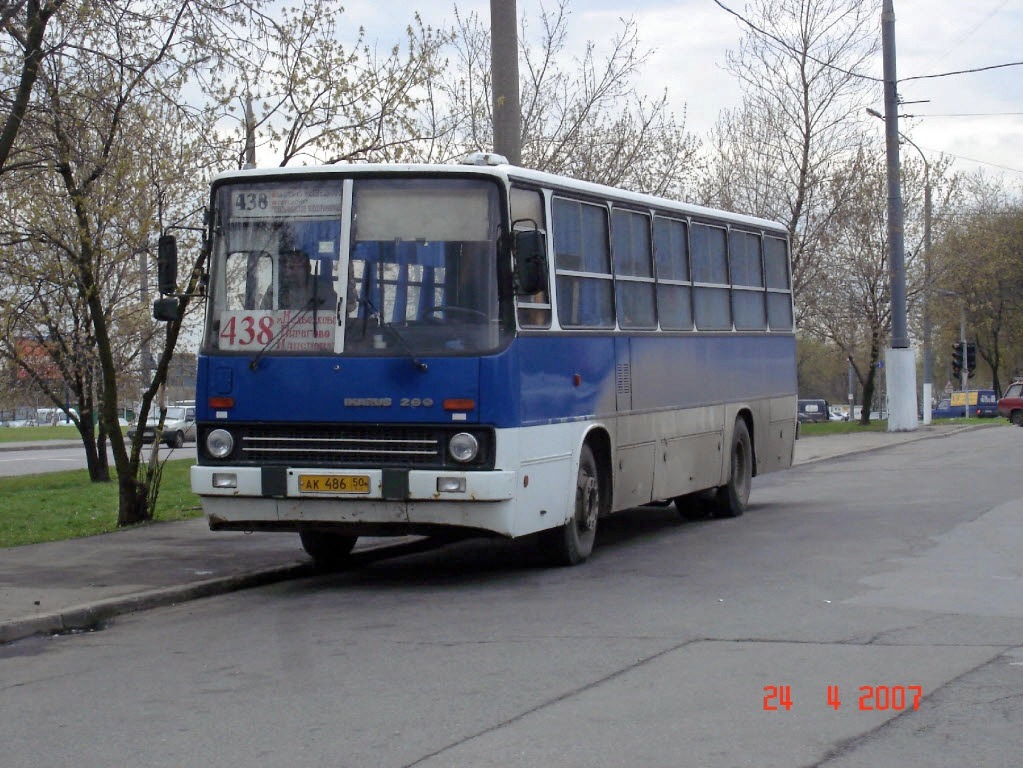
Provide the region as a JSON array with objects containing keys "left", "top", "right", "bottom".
[
  {"left": 0, "top": 425, "right": 85, "bottom": 442},
  {"left": 800, "top": 417, "right": 1005, "bottom": 436},
  {"left": 0, "top": 458, "right": 202, "bottom": 548},
  {"left": 799, "top": 420, "right": 889, "bottom": 435}
]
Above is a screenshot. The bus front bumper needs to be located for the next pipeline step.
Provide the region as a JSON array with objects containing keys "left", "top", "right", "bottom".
[{"left": 190, "top": 465, "right": 520, "bottom": 537}]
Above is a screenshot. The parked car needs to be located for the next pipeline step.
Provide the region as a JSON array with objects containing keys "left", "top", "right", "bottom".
[
  {"left": 932, "top": 389, "right": 999, "bottom": 419},
  {"left": 828, "top": 406, "right": 849, "bottom": 421},
  {"left": 35, "top": 407, "right": 80, "bottom": 425},
  {"left": 798, "top": 398, "right": 830, "bottom": 423},
  {"left": 127, "top": 405, "right": 196, "bottom": 447},
  {"left": 997, "top": 381, "right": 1023, "bottom": 426}
]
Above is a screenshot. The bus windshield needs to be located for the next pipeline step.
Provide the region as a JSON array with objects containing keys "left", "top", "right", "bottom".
[{"left": 205, "top": 176, "right": 509, "bottom": 356}]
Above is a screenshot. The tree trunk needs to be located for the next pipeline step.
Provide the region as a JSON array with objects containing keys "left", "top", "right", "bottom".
[
  {"left": 116, "top": 472, "right": 149, "bottom": 526},
  {"left": 860, "top": 367, "right": 877, "bottom": 426}
]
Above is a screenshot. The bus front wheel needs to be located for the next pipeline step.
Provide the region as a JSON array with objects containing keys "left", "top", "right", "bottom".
[
  {"left": 714, "top": 419, "right": 752, "bottom": 518},
  {"left": 539, "top": 443, "right": 600, "bottom": 566},
  {"left": 300, "top": 530, "right": 358, "bottom": 569}
]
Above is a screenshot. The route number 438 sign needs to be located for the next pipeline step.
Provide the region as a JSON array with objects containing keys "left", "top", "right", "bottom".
[{"left": 218, "top": 310, "right": 336, "bottom": 353}]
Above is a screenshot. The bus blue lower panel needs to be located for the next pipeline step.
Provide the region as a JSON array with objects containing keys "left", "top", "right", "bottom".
[
  {"left": 196, "top": 333, "right": 796, "bottom": 429},
  {"left": 512, "top": 333, "right": 797, "bottom": 427}
]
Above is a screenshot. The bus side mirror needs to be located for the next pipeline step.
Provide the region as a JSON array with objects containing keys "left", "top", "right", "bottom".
[
  {"left": 153, "top": 297, "right": 182, "bottom": 322},
  {"left": 513, "top": 229, "right": 547, "bottom": 295},
  {"left": 157, "top": 234, "right": 178, "bottom": 295}
]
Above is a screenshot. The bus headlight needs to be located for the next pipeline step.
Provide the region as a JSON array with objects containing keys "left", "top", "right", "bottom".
[
  {"left": 206, "top": 429, "right": 235, "bottom": 459},
  {"left": 448, "top": 432, "right": 479, "bottom": 463}
]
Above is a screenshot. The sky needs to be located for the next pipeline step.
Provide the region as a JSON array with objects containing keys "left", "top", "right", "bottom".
[{"left": 341, "top": 0, "right": 1023, "bottom": 183}]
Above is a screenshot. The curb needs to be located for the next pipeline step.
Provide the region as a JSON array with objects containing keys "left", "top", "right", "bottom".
[
  {"left": 793, "top": 422, "right": 995, "bottom": 466},
  {"left": 0, "top": 440, "right": 84, "bottom": 452},
  {"left": 0, "top": 536, "right": 434, "bottom": 645},
  {"left": 0, "top": 562, "right": 312, "bottom": 645}
]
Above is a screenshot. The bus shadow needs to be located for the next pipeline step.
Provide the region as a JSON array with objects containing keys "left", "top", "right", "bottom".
[{"left": 298, "top": 502, "right": 720, "bottom": 589}]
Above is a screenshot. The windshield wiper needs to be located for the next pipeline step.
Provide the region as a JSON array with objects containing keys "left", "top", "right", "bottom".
[
  {"left": 357, "top": 295, "right": 428, "bottom": 372},
  {"left": 249, "top": 299, "right": 327, "bottom": 371}
]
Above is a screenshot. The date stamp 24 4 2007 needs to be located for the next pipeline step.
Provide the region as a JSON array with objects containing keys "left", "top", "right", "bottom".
[{"left": 763, "top": 684, "right": 923, "bottom": 712}]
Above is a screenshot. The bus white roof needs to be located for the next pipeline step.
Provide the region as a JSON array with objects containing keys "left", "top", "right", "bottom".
[{"left": 211, "top": 160, "right": 787, "bottom": 234}]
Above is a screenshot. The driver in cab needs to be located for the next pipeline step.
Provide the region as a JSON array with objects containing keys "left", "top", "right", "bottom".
[{"left": 268, "top": 249, "right": 337, "bottom": 311}]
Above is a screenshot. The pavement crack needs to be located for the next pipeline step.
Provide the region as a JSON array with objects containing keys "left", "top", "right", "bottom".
[
  {"left": 807, "top": 647, "right": 1011, "bottom": 767},
  {"left": 399, "top": 637, "right": 701, "bottom": 768}
]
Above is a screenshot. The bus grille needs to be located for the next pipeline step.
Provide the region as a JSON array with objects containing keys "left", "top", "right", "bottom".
[{"left": 240, "top": 425, "right": 442, "bottom": 466}]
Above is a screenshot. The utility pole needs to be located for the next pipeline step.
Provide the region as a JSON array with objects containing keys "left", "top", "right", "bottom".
[
  {"left": 490, "top": 0, "right": 521, "bottom": 165},
  {"left": 879, "top": 0, "right": 917, "bottom": 431},
  {"left": 920, "top": 159, "right": 932, "bottom": 423},
  {"left": 866, "top": 109, "right": 931, "bottom": 423}
]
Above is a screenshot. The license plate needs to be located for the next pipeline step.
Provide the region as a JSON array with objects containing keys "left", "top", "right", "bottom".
[{"left": 298, "top": 474, "right": 371, "bottom": 494}]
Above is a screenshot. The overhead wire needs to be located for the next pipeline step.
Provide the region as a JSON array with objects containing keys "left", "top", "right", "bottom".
[
  {"left": 712, "top": 0, "right": 1023, "bottom": 174},
  {"left": 712, "top": 0, "right": 1023, "bottom": 83}
]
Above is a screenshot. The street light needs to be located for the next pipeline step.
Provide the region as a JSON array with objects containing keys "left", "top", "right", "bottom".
[{"left": 867, "top": 107, "right": 932, "bottom": 424}]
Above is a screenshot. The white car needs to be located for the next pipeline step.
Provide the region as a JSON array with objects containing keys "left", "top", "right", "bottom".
[{"left": 127, "top": 405, "right": 196, "bottom": 448}]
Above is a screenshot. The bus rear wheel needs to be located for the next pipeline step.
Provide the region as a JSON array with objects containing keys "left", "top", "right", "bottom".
[
  {"left": 300, "top": 530, "right": 358, "bottom": 569},
  {"left": 714, "top": 418, "right": 752, "bottom": 518},
  {"left": 539, "top": 443, "right": 600, "bottom": 566}
]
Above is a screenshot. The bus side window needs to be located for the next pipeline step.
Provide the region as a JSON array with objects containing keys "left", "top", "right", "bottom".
[
  {"left": 612, "top": 208, "right": 655, "bottom": 329},
  {"left": 653, "top": 215, "right": 693, "bottom": 331},
  {"left": 729, "top": 230, "right": 766, "bottom": 331},
  {"left": 552, "top": 197, "right": 614, "bottom": 329},
  {"left": 764, "top": 236, "right": 793, "bottom": 330},
  {"left": 691, "top": 223, "right": 731, "bottom": 331}
]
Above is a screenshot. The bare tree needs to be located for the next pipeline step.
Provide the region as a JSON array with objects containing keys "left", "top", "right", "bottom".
[
  {"left": 205, "top": 2, "right": 450, "bottom": 167},
  {"left": 0, "top": 0, "right": 66, "bottom": 172},
  {"left": 934, "top": 180, "right": 1023, "bottom": 394},
  {"left": 425, "top": 0, "right": 702, "bottom": 199},
  {"left": 800, "top": 149, "right": 891, "bottom": 423},
  {"left": 702, "top": 0, "right": 878, "bottom": 315},
  {"left": 0, "top": 0, "right": 250, "bottom": 524}
]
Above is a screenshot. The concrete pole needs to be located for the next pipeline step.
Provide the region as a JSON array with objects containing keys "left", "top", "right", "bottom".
[
  {"left": 921, "top": 175, "right": 932, "bottom": 423},
  {"left": 490, "top": 0, "right": 521, "bottom": 165},
  {"left": 880, "top": 0, "right": 917, "bottom": 431},
  {"left": 867, "top": 109, "right": 930, "bottom": 424}
]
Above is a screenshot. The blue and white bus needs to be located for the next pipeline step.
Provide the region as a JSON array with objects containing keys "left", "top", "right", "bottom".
[{"left": 157, "top": 153, "right": 797, "bottom": 566}]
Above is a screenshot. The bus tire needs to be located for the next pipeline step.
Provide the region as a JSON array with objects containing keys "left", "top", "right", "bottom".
[
  {"left": 300, "top": 530, "right": 358, "bottom": 569},
  {"left": 539, "top": 443, "right": 599, "bottom": 566},
  {"left": 714, "top": 418, "right": 752, "bottom": 518}
]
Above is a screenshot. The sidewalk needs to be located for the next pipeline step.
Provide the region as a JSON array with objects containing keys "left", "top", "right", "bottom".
[{"left": 0, "top": 423, "right": 984, "bottom": 644}]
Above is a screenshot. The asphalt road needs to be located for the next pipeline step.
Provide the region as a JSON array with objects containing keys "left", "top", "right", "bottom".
[
  {"left": 0, "top": 441, "right": 193, "bottom": 477},
  {"left": 3, "top": 427, "right": 1022, "bottom": 767}
]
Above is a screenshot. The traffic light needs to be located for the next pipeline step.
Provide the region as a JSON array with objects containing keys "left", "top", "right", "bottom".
[
  {"left": 966, "top": 342, "right": 977, "bottom": 378},
  {"left": 951, "top": 341, "right": 963, "bottom": 378}
]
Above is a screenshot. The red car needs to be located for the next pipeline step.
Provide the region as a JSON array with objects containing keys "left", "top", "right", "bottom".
[{"left": 997, "top": 381, "right": 1023, "bottom": 426}]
